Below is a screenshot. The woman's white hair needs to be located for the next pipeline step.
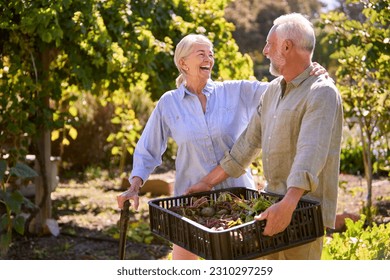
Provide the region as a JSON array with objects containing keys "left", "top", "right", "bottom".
[
  {"left": 272, "top": 13, "right": 315, "bottom": 56},
  {"left": 174, "top": 34, "right": 213, "bottom": 88}
]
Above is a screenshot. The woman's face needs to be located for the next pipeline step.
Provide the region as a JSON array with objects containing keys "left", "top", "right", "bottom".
[{"left": 182, "top": 43, "right": 214, "bottom": 82}]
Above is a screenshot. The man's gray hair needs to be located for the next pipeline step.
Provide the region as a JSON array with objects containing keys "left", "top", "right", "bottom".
[{"left": 272, "top": 13, "right": 315, "bottom": 55}]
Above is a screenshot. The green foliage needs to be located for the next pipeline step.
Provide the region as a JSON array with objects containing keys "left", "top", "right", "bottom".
[
  {"left": 126, "top": 220, "right": 155, "bottom": 244},
  {"left": 0, "top": 160, "right": 38, "bottom": 257},
  {"left": 107, "top": 219, "right": 155, "bottom": 245},
  {"left": 340, "top": 136, "right": 365, "bottom": 175},
  {"left": 51, "top": 86, "right": 80, "bottom": 149},
  {"left": 1, "top": 0, "right": 254, "bottom": 172},
  {"left": 105, "top": 86, "right": 144, "bottom": 173},
  {"left": 323, "top": 215, "right": 390, "bottom": 260},
  {"left": 83, "top": 165, "right": 110, "bottom": 181},
  {"left": 320, "top": 0, "right": 389, "bottom": 164},
  {"left": 340, "top": 131, "right": 388, "bottom": 176},
  {"left": 319, "top": 0, "right": 390, "bottom": 210}
]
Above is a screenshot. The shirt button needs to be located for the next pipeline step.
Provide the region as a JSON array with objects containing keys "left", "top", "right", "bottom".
[{"left": 273, "top": 115, "right": 277, "bottom": 119}]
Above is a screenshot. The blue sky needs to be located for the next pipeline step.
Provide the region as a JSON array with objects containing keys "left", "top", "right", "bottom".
[{"left": 321, "top": 0, "right": 340, "bottom": 10}]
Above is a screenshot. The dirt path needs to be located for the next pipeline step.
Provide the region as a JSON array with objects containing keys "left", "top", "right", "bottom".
[
  {"left": 5, "top": 177, "right": 172, "bottom": 260},
  {"left": 337, "top": 174, "right": 389, "bottom": 219}
]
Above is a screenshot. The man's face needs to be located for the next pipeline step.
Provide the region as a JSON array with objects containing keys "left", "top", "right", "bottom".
[{"left": 263, "top": 31, "right": 286, "bottom": 77}]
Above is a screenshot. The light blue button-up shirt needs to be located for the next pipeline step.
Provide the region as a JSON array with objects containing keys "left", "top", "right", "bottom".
[{"left": 130, "top": 79, "right": 268, "bottom": 196}]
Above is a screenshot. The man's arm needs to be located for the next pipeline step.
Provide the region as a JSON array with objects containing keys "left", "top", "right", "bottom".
[
  {"left": 186, "top": 100, "right": 263, "bottom": 195},
  {"left": 185, "top": 165, "right": 229, "bottom": 194}
]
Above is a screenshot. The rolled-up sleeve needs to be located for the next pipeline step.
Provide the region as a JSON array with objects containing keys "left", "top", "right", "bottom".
[{"left": 287, "top": 84, "right": 342, "bottom": 193}]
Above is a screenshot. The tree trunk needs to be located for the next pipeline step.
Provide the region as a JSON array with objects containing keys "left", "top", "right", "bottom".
[
  {"left": 28, "top": 48, "right": 54, "bottom": 235},
  {"left": 359, "top": 124, "right": 373, "bottom": 223},
  {"left": 30, "top": 131, "right": 52, "bottom": 234}
]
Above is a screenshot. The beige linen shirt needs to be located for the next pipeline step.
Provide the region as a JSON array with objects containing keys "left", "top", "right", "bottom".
[{"left": 220, "top": 66, "right": 343, "bottom": 228}]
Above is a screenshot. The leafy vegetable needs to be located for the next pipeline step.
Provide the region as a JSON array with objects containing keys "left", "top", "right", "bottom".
[{"left": 169, "top": 191, "right": 277, "bottom": 231}]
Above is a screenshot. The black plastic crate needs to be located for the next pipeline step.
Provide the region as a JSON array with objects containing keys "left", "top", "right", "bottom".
[{"left": 148, "top": 187, "right": 324, "bottom": 260}]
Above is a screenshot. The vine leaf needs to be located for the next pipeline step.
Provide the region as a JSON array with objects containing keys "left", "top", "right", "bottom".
[{"left": 9, "top": 163, "right": 38, "bottom": 179}]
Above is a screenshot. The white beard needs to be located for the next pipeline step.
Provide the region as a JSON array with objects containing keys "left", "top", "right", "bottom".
[
  {"left": 269, "top": 51, "right": 285, "bottom": 77},
  {"left": 269, "top": 63, "right": 281, "bottom": 77}
]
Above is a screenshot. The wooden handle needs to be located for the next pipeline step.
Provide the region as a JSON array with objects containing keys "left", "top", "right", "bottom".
[{"left": 119, "top": 200, "right": 131, "bottom": 259}]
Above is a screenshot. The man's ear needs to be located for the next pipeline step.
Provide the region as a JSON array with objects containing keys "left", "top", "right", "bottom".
[{"left": 284, "top": 39, "right": 293, "bottom": 51}]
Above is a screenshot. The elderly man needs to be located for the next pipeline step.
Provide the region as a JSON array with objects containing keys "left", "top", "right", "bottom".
[{"left": 186, "top": 13, "right": 343, "bottom": 260}]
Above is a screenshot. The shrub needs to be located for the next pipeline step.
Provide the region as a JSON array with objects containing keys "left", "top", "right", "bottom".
[
  {"left": 0, "top": 161, "right": 37, "bottom": 256},
  {"left": 340, "top": 136, "right": 364, "bottom": 175},
  {"left": 322, "top": 215, "right": 390, "bottom": 260}
]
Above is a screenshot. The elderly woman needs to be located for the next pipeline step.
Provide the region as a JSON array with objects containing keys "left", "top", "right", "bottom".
[{"left": 117, "top": 34, "right": 326, "bottom": 260}]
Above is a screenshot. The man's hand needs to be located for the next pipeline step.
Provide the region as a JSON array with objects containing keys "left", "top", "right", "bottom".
[
  {"left": 184, "top": 181, "right": 213, "bottom": 195},
  {"left": 255, "top": 187, "right": 305, "bottom": 236},
  {"left": 254, "top": 200, "right": 295, "bottom": 236},
  {"left": 184, "top": 165, "right": 229, "bottom": 195},
  {"left": 116, "top": 176, "right": 142, "bottom": 210}
]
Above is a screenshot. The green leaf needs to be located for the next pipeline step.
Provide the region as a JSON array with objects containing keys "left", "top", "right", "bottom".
[
  {"left": 0, "top": 213, "right": 11, "bottom": 232},
  {"left": 252, "top": 197, "right": 273, "bottom": 212},
  {"left": 13, "top": 215, "right": 26, "bottom": 235},
  {"left": 236, "top": 201, "right": 252, "bottom": 211},
  {"left": 68, "top": 127, "right": 78, "bottom": 140},
  {"left": 106, "top": 133, "right": 115, "bottom": 142},
  {"left": 69, "top": 106, "right": 78, "bottom": 117},
  {"left": 114, "top": 107, "right": 123, "bottom": 114},
  {"left": 5, "top": 191, "right": 24, "bottom": 214},
  {"left": 111, "top": 146, "right": 120, "bottom": 155},
  {"left": 10, "top": 163, "right": 38, "bottom": 179},
  {"left": 144, "top": 235, "right": 154, "bottom": 245},
  {"left": 22, "top": 196, "right": 37, "bottom": 211},
  {"left": 111, "top": 116, "right": 121, "bottom": 124},
  {"left": 51, "top": 130, "right": 60, "bottom": 141},
  {"left": 126, "top": 147, "right": 134, "bottom": 154},
  {"left": 62, "top": 138, "right": 70, "bottom": 146},
  {"left": 41, "top": 31, "right": 52, "bottom": 43}
]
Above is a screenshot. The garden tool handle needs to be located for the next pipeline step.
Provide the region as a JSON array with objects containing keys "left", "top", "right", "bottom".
[{"left": 119, "top": 199, "right": 131, "bottom": 260}]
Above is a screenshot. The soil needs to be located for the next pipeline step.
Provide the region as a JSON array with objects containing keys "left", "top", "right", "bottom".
[{"left": 3, "top": 172, "right": 389, "bottom": 260}]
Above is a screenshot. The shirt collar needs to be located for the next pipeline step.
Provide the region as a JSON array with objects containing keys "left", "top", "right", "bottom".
[
  {"left": 281, "top": 64, "right": 314, "bottom": 95},
  {"left": 179, "top": 79, "right": 215, "bottom": 99},
  {"left": 283, "top": 64, "right": 313, "bottom": 87},
  {"left": 203, "top": 79, "right": 215, "bottom": 95}
]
